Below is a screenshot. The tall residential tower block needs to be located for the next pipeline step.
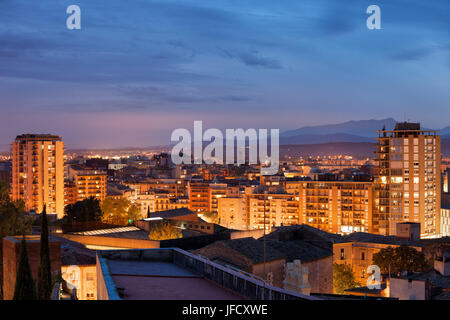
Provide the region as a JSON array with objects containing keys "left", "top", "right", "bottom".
[
  {"left": 11, "top": 134, "right": 65, "bottom": 218},
  {"left": 374, "top": 123, "right": 441, "bottom": 237}
]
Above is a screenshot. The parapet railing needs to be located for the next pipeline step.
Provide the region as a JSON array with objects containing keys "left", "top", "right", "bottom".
[{"left": 171, "top": 248, "right": 321, "bottom": 300}]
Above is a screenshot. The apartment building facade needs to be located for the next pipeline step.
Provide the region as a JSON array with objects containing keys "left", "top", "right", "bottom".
[
  {"left": 67, "top": 165, "right": 107, "bottom": 203},
  {"left": 217, "top": 182, "right": 374, "bottom": 234},
  {"left": 11, "top": 134, "right": 65, "bottom": 217},
  {"left": 188, "top": 181, "right": 210, "bottom": 214},
  {"left": 209, "top": 183, "right": 227, "bottom": 214},
  {"left": 134, "top": 193, "right": 189, "bottom": 217},
  {"left": 217, "top": 197, "right": 248, "bottom": 230},
  {"left": 374, "top": 123, "right": 441, "bottom": 237},
  {"left": 248, "top": 193, "right": 300, "bottom": 232}
]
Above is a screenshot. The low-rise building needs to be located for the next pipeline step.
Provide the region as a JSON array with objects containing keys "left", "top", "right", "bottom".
[
  {"left": 388, "top": 254, "right": 450, "bottom": 300},
  {"left": 195, "top": 237, "right": 333, "bottom": 294},
  {"left": 333, "top": 226, "right": 423, "bottom": 283},
  {"left": 134, "top": 193, "right": 189, "bottom": 217}
]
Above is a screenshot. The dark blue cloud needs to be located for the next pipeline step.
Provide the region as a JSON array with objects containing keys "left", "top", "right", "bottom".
[{"left": 219, "top": 48, "right": 282, "bottom": 69}]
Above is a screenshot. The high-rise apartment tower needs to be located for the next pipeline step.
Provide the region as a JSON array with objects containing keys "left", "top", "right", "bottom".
[
  {"left": 11, "top": 134, "right": 65, "bottom": 218},
  {"left": 374, "top": 123, "right": 441, "bottom": 237}
]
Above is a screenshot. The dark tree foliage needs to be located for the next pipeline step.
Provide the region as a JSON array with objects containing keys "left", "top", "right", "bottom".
[
  {"left": 64, "top": 196, "right": 102, "bottom": 222},
  {"left": 37, "top": 205, "right": 52, "bottom": 300},
  {"left": 0, "top": 181, "right": 9, "bottom": 204},
  {"left": 13, "top": 238, "right": 37, "bottom": 300},
  {"left": 148, "top": 220, "right": 182, "bottom": 240},
  {"left": 101, "top": 197, "right": 140, "bottom": 224},
  {"left": 333, "top": 263, "right": 361, "bottom": 294},
  {"left": 373, "top": 245, "right": 429, "bottom": 275}
]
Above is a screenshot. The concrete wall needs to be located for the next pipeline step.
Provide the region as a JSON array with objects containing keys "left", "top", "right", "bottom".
[
  {"left": 2, "top": 236, "right": 61, "bottom": 300},
  {"left": 389, "top": 278, "right": 426, "bottom": 300},
  {"left": 96, "top": 255, "right": 110, "bottom": 300},
  {"left": 160, "top": 233, "right": 230, "bottom": 251},
  {"left": 59, "top": 234, "right": 160, "bottom": 249},
  {"left": 100, "top": 248, "right": 173, "bottom": 262},
  {"left": 252, "top": 259, "right": 285, "bottom": 287},
  {"left": 304, "top": 256, "right": 333, "bottom": 294}
]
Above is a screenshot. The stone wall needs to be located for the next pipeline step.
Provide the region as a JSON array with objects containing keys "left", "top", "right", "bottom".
[
  {"left": 304, "top": 256, "right": 333, "bottom": 294},
  {"left": 2, "top": 236, "right": 62, "bottom": 300},
  {"left": 194, "top": 242, "right": 254, "bottom": 272},
  {"left": 59, "top": 234, "right": 160, "bottom": 249}
]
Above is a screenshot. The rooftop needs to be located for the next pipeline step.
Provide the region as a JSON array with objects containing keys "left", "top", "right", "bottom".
[
  {"left": 394, "top": 122, "right": 421, "bottom": 131},
  {"left": 337, "top": 232, "right": 422, "bottom": 247},
  {"left": 213, "top": 237, "right": 332, "bottom": 264},
  {"left": 97, "top": 248, "right": 321, "bottom": 300},
  {"left": 265, "top": 239, "right": 333, "bottom": 263},
  {"left": 107, "top": 260, "right": 241, "bottom": 300},
  {"left": 73, "top": 226, "right": 150, "bottom": 240},
  {"left": 15, "top": 134, "right": 62, "bottom": 141},
  {"left": 147, "top": 208, "right": 196, "bottom": 219},
  {"left": 218, "top": 237, "right": 286, "bottom": 263}
]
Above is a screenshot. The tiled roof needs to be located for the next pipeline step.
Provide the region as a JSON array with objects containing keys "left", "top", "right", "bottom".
[
  {"left": 264, "top": 239, "right": 332, "bottom": 263},
  {"left": 216, "top": 237, "right": 332, "bottom": 264},
  {"left": 267, "top": 224, "right": 342, "bottom": 242},
  {"left": 219, "top": 237, "right": 286, "bottom": 263},
  {"left": 338, "top": 232, "right": 422, "bottom": 247}
]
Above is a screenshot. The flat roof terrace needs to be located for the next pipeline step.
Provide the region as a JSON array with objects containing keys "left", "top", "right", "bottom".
[
  {"left": 97, "top": 248, "right": 320, "bottom": 300},
  {"left": 98, "top": 250, "right": 243, "bottom": 300}
]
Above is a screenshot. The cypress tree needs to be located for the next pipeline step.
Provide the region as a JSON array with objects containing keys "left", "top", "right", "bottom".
[
  {"left": 37, "top": 205, "right": 52, "bottom": 300},
  {"left": 13, "top": 237, "right": 36, "bottom": 300},
  {"left": 147, "top": 205, "right": 151, "bottom": 219}
]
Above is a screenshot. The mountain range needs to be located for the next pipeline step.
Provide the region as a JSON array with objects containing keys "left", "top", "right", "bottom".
[{"left": 281, "top": 118, "right": 450, "bottom": 145}]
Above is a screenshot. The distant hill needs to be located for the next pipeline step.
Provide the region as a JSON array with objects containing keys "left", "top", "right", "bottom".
[
  {"left": 280, "top": 133, "right": 372, "bottom": 145},
  {"left": 281, "top": 118, "right": 450, "bottom": 145},
  {"left": 280, "top": 138, "right": 450, "bottom": 159},
  {"left": 442, "top": 138, "right": 450, "bottom": 156},
  {"left": 440, "top": 126, "right": 450, "bottom": 137},
  {"left": 281, "top": 118, "right": 397, "bottom": 138}
]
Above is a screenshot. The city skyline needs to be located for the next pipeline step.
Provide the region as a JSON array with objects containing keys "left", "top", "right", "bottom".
[
  {"left": 0, "top": 0, "right": 449, "bottom": 150},
  {"left": 2, "top": 0, "right": 450, "bottom": 304}
]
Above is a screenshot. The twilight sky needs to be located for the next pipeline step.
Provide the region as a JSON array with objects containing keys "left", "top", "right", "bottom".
[{"left": 0, "top": 0, "right": 449, "bottom": 150}]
